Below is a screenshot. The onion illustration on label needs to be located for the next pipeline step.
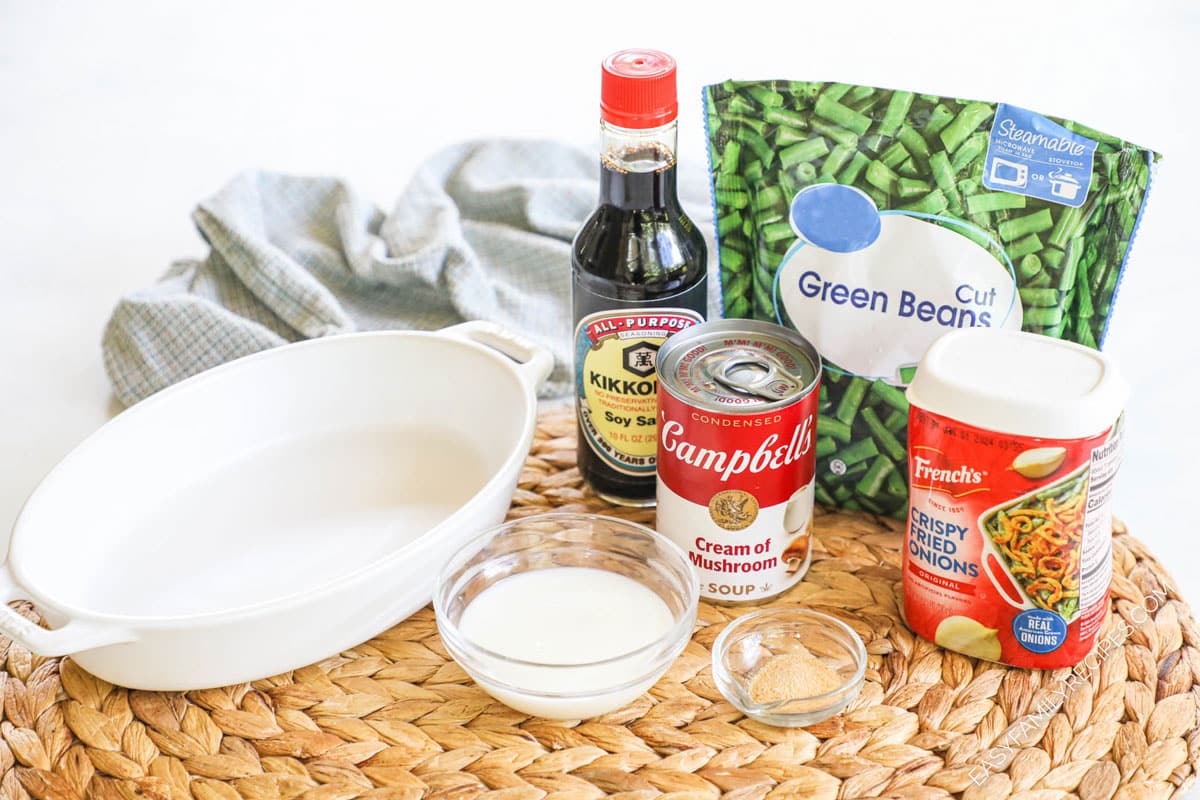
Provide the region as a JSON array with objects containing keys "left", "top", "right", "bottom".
[
  {"left": 1010, "top": 446, "right": 1068, "bottom": 479},
  {"left": 934, "top": 616, "right": 1002, "bottom": 662}
]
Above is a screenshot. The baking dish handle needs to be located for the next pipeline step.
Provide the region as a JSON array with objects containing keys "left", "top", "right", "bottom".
[
  {"left": 440, "top": 321, "right": 554, "bottom": 392},
  {"left": 0, "top": 563, "right": 136, "bottom": 656}
]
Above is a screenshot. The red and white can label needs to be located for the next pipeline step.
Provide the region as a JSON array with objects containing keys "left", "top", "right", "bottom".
[
  {"left": 656, "top": 385, "right": 818, "bottom": 602},
  {"left": 904, "top": 405, "right": 1122, "bottom": 669}
]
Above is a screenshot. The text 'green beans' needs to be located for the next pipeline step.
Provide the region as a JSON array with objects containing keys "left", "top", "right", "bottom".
[{"left": 705, "top": 79, "right": 1159, "bottom": 516}]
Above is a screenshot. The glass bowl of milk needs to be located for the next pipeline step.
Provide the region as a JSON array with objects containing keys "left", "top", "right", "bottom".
[{"left": 434, "top": 512, "right": 699, "bottom": 719}]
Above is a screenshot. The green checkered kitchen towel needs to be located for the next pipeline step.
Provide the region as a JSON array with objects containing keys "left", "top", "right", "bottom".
[{"left": 102, "top": 139, "right": 718, "bottom": 406}]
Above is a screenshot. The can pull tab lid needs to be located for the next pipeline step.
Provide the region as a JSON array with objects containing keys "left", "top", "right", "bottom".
[{"left": 711, "top": 351, "right": 800, "bottom": 401}]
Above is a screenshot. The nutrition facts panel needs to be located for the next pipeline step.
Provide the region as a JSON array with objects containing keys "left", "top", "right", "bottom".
[{"left": 1080, "top": 422, "right": 1124, "bottom": 612}]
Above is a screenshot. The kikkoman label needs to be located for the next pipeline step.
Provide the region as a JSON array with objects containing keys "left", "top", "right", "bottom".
[{"left": 574, "top": 309, "right": 702, "bottom": 475}]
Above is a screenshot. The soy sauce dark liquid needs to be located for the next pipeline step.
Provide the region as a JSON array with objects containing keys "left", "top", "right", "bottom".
[
  {"left": 572, "top": 145, "right": 707, "bottom": 506},
  {"left": 574, "top": 154, "right": 707, "bottom": 300}
]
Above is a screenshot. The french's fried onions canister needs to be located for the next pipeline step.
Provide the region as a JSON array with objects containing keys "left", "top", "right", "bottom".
[
  {"left": 903, "top": 328, "right": 1128, "bottom": 668},
  {"left": 655, "top": 320, "right": 821, "bottom": 603}
]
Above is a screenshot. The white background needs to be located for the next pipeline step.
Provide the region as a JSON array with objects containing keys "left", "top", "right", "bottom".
[{"left": 1, "top": 2, "right": 1197, "bottom": 647}]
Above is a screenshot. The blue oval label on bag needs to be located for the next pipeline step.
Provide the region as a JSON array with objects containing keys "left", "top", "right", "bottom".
[
  {"left": 789, "top": 184, "right": 881, "bottom": 253},
  {"left": 982, "top": 103, "right": 1097, "bottom": 208}
]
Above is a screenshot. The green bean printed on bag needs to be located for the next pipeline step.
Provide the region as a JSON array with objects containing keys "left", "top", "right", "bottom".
[{"left": 704, "top": 81, "right": 1159, "bottom": 518}]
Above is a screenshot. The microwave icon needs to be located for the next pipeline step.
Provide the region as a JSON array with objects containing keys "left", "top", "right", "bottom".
[{"left": 989, "top": 157, "right": 1028, "bottom": 188}]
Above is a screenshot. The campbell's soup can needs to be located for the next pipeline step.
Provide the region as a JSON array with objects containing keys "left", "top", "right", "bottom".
[
  {"left": 904, "top": 328, "right": 1128, "bottom": 668},
  {"left": 656, "top": 319, "right": 821, "bottom": 603}
]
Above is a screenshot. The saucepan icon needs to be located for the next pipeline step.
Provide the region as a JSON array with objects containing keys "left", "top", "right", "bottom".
[{"left": 0, "top": 321, "right": 551, "bottom": 690}]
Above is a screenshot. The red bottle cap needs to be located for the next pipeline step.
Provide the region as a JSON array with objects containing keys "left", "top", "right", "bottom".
[{"left": 600, "top": 49, "right": 678, "bottom": 129}]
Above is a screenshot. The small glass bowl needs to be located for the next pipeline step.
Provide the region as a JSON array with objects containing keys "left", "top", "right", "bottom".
[
  {"left": 712, "top": 608, "right": 867, "bottom": 727},
  {"left": 434, "top": 513, "right": 698, "bottom": 720}
]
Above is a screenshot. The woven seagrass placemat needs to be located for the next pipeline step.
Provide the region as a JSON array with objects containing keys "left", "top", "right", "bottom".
[{"left": 2, "top": 407, "right": 1197, "bottom": 800}]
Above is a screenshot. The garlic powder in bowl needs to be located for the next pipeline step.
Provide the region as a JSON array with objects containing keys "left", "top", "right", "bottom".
[{"left": 713, "top": 608, "right": 866, "bottom": 726}]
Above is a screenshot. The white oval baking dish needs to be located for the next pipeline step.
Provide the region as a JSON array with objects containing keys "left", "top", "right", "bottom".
[{"left": 0, "top": 321, "right": 551, "bottom": 690}]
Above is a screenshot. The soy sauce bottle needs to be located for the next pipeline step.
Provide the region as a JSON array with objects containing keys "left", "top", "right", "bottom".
[{"left": 572, "top": 49, "right": 707, "bottom": 506}]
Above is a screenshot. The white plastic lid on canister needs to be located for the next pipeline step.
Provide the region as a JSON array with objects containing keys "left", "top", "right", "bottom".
[{"left": 907, "top": 328, "right": 1129, "bottom": 439}]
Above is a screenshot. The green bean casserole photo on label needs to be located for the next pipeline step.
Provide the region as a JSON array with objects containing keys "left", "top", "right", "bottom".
[{"left": 703, "top": 81, "right": 1160, "bottom": 518}]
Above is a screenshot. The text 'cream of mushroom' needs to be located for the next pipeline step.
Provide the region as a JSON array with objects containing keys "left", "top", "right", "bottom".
[{"left": 656, "top": 320, "right": 821, "bottom": 603}]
